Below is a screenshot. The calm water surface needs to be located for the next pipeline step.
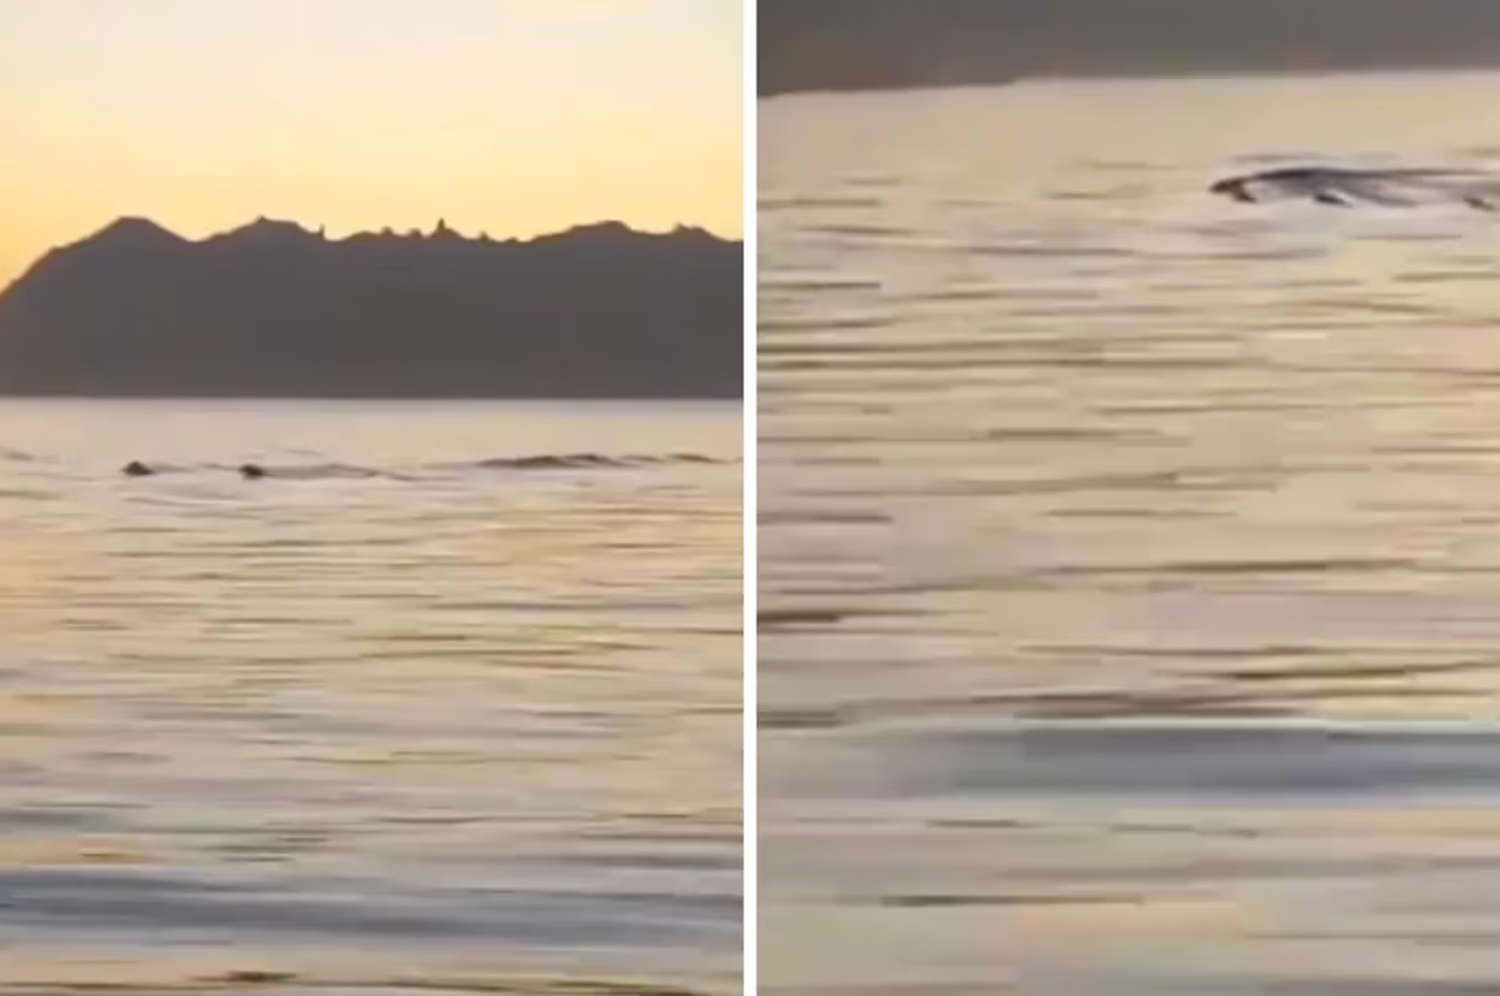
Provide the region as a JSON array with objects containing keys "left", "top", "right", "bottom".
[
  {"left": 761, "top": 72, "right": 1500, "bottom": 996},
  {"left": 0, "top": 400, "right": 740, "bottom": 995}
]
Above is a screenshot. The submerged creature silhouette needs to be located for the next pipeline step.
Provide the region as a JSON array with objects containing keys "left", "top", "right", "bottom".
[
  {"left": 238, "top": 463, "right": 266, "bottom": 480},
  {"left": 121, "top": 460, "right": 154, "bottom": 477},
  {"left": 1210, "top": 166, "right": 1500, "bottom": 210}
]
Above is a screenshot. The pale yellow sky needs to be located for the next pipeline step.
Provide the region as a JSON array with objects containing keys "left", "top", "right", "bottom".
[{"left": 0, "top": 0, "right": 742, "bottom": 287}]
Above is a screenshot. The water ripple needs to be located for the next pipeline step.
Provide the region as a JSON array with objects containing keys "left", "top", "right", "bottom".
[
  {"left": 761, "top": 73, "right": 1500, "bottom": 996},
  {"left": 0, "top": 400, "right": 740, "bottom": 995}
]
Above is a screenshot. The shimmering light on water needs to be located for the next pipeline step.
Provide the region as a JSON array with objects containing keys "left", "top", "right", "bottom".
[
  {"left": 0, "top": 399, "right": 740, "bottom": 995},
  {"left": 761, "top": 72, "right": 1500, "bottom": 996}
]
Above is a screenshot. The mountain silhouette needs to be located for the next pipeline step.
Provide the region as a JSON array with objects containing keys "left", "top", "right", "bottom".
[
  {"left": 761, "top": 0, "right": 1500, "bottom": 96},
  {"left": 0, "top": 217, "right": 741, "bottom": 399}
]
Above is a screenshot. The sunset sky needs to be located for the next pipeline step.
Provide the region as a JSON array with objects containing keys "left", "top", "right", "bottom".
[{"left": 0, "top": 0, "right": 742, "bottom": 287}]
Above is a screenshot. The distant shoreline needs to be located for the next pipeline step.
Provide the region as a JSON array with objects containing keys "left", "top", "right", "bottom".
[
  {"left": 760, "top": 0, "right": 1500, "bottom": 98},
  {"left": 759, "top": 63, "right": 1500, "bottom": 99}
]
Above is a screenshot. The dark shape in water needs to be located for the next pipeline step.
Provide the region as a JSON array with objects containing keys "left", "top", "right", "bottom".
[
  {"left": 238, "top": 463, "right": 267, "bottom": 480},
  {"left": 1210, "top": 165, "right": 1500, "bottom": 210},
  {"left": 199, "top": 970, "right": 297, "bottom": 985},
  {"left": 472, "top": 452, "right": 723, "bottom": 471},
  {"left": 758, "top": 608, "right": 846, "bottom": 627},
  {"left": 121, "top": 460, "right": 154, "bottom": 477}
]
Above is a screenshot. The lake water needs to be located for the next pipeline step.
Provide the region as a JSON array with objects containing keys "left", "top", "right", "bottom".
[
  {"left": 760, "top": 72, "right": 1500, "bottom": 996},
  {"left": 0, "top": 399, "right": 741, "bottom": 995}
]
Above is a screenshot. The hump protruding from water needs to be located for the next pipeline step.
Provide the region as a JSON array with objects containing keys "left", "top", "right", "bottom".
[
  {"left": 1210, "top": 164, "right": 1500, "bottom": 210},
  {"left": 103, "top": 451, "right": 729, "bottom": 482}
]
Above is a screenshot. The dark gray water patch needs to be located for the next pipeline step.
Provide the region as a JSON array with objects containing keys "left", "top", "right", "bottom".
[
  {"left": 0, "top": 806, "right": 120, "bottom": 832},
  {"left": 934, "top": 195, "right": 1011, "bottom": 210},
  {"left": 760, "top": 275, "right": 885, "bottom": 292},
  {"left": 763, "top": 335, "right": 1191, "bottom": 362},
  {"left": 1038, "top": 643, "right": 1466, "bottom": 667},
  {"left": 942, "top": 353, "right": 1245, "bottom": 372},
  {"left": 1007, "top": 684, "right": 1473, "bottom": 720},
  {"left": 1084, "top": 399, "right": 1313, "bottom": 416},
  {"left": 947, "top": 467, "right": 1277, "bottom": 498},
  {"left": 927, "top": 287, "right": 1088, "bottom": 306},
  {"left": 1169, "top": 246, "right": 1331, "bottom": 263},
  {"left": 963, "top": 689, "right": 1294, "bottom": 721},
  {"left": 760, "top": 354, "right": 1046, "bottom": 375},
  {"left": 1143, "top": 972, "right": 1500, "bottom": 996},
  {"left": 755, "top": 343, "right": 910, "bottom": 360},
  {"left": 761, "top": 688, "right": 1296, "bottom": 729},
  {"left": 878, "top": 722, "right": 1500, "bottom": 801},
  {"left": 757, "top": 510, "right": 891, "bottom": 526},
  {"left": 924, "top": 815, "right": 1261, "bottom": 839},
  {"left": 952, "top": 242, "right": 1134, "bottom": 260},
  {"left": 798, "top": 222, "right": 913, "bottom": 240},
  {"left": 756, "top": 427, "right": 883, "bottom": 445},
  {"left": 1145, "top": 843, "right": 1445, "bottom": 891},
  {"left": 760, "top": 194, "right": 886, "bottom": 211},
  {"left": 1370, "top": 229, "right": 1463, "bottom": 245},
  {"left": 982, "top": 425, "right": 1151, "bottom": 443},
  {"left": 1042, "top": 495, "right": 1270, "bottom": 521},
  {"left": 1261, "top": 363, "right": 1500, "bottom": 385},
  {"left": 0, "top": 869, "right": 726, "bottom": 948},
  {"left": 900, "top": 285, "right": 1010, "bottom": 304},
  {"left": 758, "top": 338, "right": 1064, "bottom": 360},
  {"left": 872, "top": 891, "right": 1135, "bottom": 908},
  {"left": 1395, "top": 270, "right": 1500, "bottom": 285},
  {"left": 541, "top": 850, "right": 740, "bottom": 875},
  {"left": 1256, "top": 927, "right": 1500, "bottom": 948},
  {"left": 1377, "top": 442, "right": 1500, "bottom": 457},
  {"left": 1039, "top": 555, "right": 1420, "bottom": 578},
  {"left": 1284, "top": 295, "right": 1455, "bottom": 318},
  {"left": 759, "top": 316, "right": 893, "bottom": 334}
]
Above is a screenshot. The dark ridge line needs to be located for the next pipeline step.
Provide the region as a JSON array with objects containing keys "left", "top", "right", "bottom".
[{"left": 53, "top": 213, "right": 739, "bottom": 253}]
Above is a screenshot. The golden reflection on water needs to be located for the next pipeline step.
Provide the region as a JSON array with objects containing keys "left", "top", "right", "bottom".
[
  {"left": 0, "top": 400, "right": 740, "bottom": 994},
  {"left": 762, "top": 71, "right": 1500, "bottom": 996}
]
